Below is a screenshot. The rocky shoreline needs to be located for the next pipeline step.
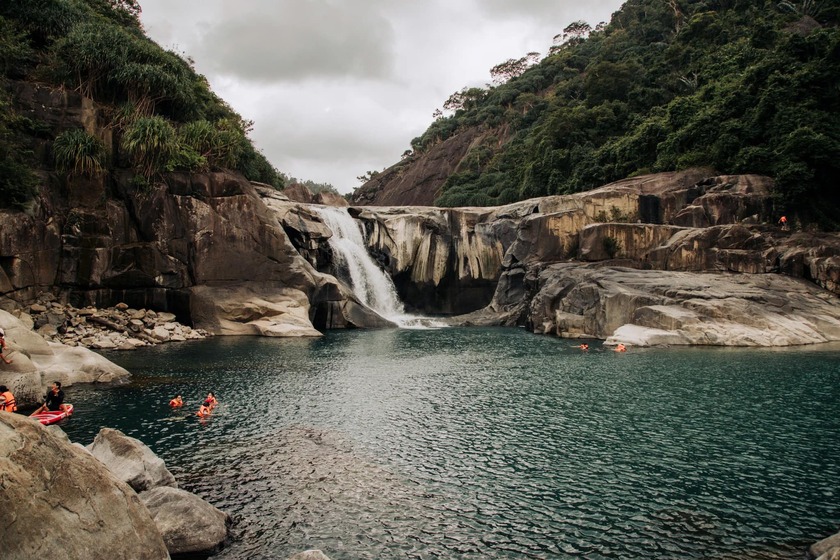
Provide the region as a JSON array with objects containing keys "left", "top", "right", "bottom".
[
  {"left": 14, "top": 292, "right": 210, "bottom": 351},
  {"left": 0, "top": 412, "right": 334, "bottom": 560}
]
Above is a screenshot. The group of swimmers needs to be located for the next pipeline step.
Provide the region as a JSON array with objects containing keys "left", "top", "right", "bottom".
[
  {"left": 169, "top": 392, "right": 218, "bottom": 417},
  {"left": 576, "top": 343, "right": 627, "bottom": 352}
]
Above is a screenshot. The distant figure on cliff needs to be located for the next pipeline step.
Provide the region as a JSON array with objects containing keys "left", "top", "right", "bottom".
[
  {"left": 0, "top": 328, "right": 12, "bottom": 364},
  {"left": 779, "top": 215, "right": 789, "bottom": 231},
  {"left": 0, "top": 385, "right": 16, "bottom": 412},
  {"left": 30, "top": 381, "right": 71, "bottom": 416}
]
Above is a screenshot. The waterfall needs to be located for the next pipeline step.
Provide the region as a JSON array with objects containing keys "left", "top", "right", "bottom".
[{"left": 316, "top": 207, "right": 443, "bottom": 329}]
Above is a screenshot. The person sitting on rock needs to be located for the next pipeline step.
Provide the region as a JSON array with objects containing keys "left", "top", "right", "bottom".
[
  {"left": 0, "top": 328, "right": 12, "bottom": 365},
  {"left": 169, "top": 395, "right": 183, "bottom": 407},
  {"left": 29, "top": 381, "right": 71, "bottom": 416},
  {"left": 0, "top": 385, "right": 16, "bottom": 412}
]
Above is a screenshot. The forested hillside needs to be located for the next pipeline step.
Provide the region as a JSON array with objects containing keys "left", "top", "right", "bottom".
[
  {"left": 366, "top": 0, "right": 840, "bottom": 226},
  {"left": 0, "top": 0, "right": 284, "bottom": 211}
]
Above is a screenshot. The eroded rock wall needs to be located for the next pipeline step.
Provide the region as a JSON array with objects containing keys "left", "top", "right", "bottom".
[
  {"left": 343, "top": 171, "right": 839, "bottom": 345},
  {"left": 1, "top": 82, "right": 390, "bottom": 336}
]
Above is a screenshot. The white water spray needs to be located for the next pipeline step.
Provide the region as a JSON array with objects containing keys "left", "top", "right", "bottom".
[{"left": 316, "top": 207, "right": 445, "bottom": 329}]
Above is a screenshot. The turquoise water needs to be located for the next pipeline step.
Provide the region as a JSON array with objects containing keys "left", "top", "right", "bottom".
[{"left": 59, "top": 328, "right": 840, "bottom": 559}]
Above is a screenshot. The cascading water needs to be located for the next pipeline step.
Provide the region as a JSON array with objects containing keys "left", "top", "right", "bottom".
[{"left": 316, "top": 207, "right": 443, "bottom": 329}]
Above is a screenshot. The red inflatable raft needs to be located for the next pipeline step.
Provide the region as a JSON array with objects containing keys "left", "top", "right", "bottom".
[{"left": 33, "top": 404, "right": 74, "bottom": 425}]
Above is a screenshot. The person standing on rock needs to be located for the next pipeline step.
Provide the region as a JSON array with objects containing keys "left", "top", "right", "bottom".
[
  {"left": 0, "top": 385, "right": 16, "bottom": 412},
  {"left": 779, "top": 215, "right": 789, "bottom": 231},
  {"left": 29, "top": 381, "right": 71, "bottom": 416},
  {"left": 0, "top": 328, "right": 12, "bottom": 364}
]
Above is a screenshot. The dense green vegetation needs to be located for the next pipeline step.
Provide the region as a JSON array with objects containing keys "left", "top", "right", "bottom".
[
  {"left": 413, "top": 0, "right": 840, "bottom": 226},
  {"left": 0, "top": 0, "right": 284, "bottom": 209},
  {"left": 284, "top": 177, "right": 341, "bottom": 197}
]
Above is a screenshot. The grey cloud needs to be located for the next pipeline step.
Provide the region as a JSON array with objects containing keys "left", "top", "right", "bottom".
[
  {"left": 478, "top": 0, "right": 620, "bottom": 25},
  {"left": 197, "top": 1, "right": 397, "bottom": 82}
]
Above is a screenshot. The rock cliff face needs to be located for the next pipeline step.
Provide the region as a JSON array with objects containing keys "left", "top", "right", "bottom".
[
  {"left": 0, "top": 83, "right": 390, "bottom": 336},
  {"left": 350, "top": 128, "right": 489, "bottom": 207},
  {"left": 350, "top": 205, "right": 523, "bottom": 314},
  {"left": 3, "top": 81, "right": 839, "bottom": 347},
  {"left": 340, "top": 171, "right": 840, "bottom": 346}
]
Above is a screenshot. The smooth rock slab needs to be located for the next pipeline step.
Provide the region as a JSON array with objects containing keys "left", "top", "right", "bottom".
[
  {"left": 87, "top": 427, "right": 177, "bottom": 492},
  {"left": 140, "top": 486, "right": 231, "bottom": 555}
]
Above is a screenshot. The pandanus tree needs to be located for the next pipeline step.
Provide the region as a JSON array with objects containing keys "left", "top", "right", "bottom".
[
  {"left": 121, "top": 115, "right": 177, "bottom": 180},
  {"left": 53, "top": 128, "right": 107, "bottom": 177}
]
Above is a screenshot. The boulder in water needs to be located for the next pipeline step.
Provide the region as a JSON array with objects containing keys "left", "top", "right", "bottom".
[
  {"left": 0, "top": 413, "right": 169, "bottom": 560},
  {"left": 288, "top": 551, "right": 333, "bottom": 560},
  {"left": 87, "top": 428, "right": 177, "bottom": 492},
  {"left": 140, "top": 486, "right": 231, "bottom": 555}
]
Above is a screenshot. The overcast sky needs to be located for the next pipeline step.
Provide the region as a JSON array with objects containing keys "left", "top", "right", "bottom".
[{"left": 139, "top": 0, "right": 625, "bottom": 193}]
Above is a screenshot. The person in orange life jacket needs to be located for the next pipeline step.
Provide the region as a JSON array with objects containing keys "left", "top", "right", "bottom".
[
  {"left": 0, "top": 385, "right": 16, "bottom": 412},
  {"left": 30, "top": 381, "right": 71, "bottom": 416},
  {"left": 0, "top": 328, "right": 12, "bottom": 364},
  {"left": 204, "top": 392, "right": 217, "bottom": 410},
  {"left": 169, "top": 395, "right": 183, "bottom": 407},
  {"left": 197, "top": 402, "right": 212, "bottom": 417},
  {"left": 779, "top": 215, "right": 789, "bottom": 231}
]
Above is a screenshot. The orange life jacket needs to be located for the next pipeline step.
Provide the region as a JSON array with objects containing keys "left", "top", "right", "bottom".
[
  {"left": 169, "top": 398, "right": 182, "bottom": 407},
  {"left": 0, "top": 390, "right": 16, "bottom": 412},
  {"left": 197, "top": 405, "right": 211, "bottom": 417}
]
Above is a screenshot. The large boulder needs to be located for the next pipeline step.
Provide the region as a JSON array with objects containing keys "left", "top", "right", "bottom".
[
  {"left": 520, "top": 263, "right": 840, "bottom": 346},
  {"left": 0, "top": 310, "right": 131, "bottom": 407},
  {"left": 0, "top": 413, "right": 169, "bottom": 560},
  {"left": 87, "top": 428, "right": 177, "bottom": 492},
  {"left": 140, "top": 486, "right": 230, "bottom": 556},
  {"left": 811, "top": 532, "right": 840, "bottom": 559},
  {"left": 188, "top": 283, "right": 323, "bottom": 336}
]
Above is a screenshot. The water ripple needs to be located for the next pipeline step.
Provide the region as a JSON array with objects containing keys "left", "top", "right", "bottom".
[{"left": 59, "top": 330, "right": 840, "bottom": 559}]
